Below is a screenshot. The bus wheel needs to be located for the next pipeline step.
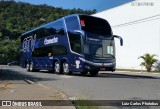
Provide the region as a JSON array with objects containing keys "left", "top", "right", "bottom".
[
  {"left": 80, "top": 71, "right": 88, "bottom": 76},
  {"left": 30, "top": 62, "right": 37, "bottom": 72},
  {"left": 26, "top": 63, "right": 30, "bottom": 71},
  {"left": 54, "top": 62, "right": 60, "bottom": 74},
  {"left": 62, "top": 62, "right": 72, "bottom": 75},
  {"left": 90, "top": 71, "right": 98, "bottom": 76}
]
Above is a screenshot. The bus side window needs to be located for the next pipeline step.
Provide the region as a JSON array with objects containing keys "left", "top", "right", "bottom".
[
  {"left": 33, "top": 46, "right": 52, "bottom": 57},
  {"left": 65, "top": 16, "right": 80, "bottom": 31},
  {"left": 68, "top": 32, "right": 82, "bottom": 54},
  {"left": 52, "top": 45, "right": 67, "bottom": 56}
]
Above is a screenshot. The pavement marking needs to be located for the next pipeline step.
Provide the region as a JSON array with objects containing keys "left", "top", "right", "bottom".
[
  {"left": 24, "top": 79, "right": 35, "bottom": 84},
  {"left": 60, "top": 75, "right": 73, "bottom": 79},
  {"left": 37, "top": 83, "right": 50, "bottom": 89},
  {"left": 24, "top": 79, "right": 69, "bottom": 99},
  {"left": 24, "top": 79, "right": 49, "bottom": 89}
]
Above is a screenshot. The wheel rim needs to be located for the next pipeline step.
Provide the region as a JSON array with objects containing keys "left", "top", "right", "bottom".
[
  {"left": 30, "top": 62, "right": 33, "bottom": 71},
  {"left": 63, "top": 63, "right": 69, "bottom": 74},
  {"left": 26, "top": 63, "right": 30, "bottom": 71},
  {"left": 55, "top": 62, "right": 60, "bottom": 73}
]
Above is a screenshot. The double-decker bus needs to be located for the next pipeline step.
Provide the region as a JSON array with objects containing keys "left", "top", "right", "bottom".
[{"left": 20, "top": 14, "right": 123, "bottom": 76}]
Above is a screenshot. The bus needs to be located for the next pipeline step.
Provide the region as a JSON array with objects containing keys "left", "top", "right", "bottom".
[{"left": 20, "top": 14, "right": 123, "bottom": 76}]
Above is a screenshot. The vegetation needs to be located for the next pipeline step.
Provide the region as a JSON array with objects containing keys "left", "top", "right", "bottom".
[
  {"left": 0, "top": 0, "right": 96, "bottom": 64},
  {"left": 138, "top": 53, "right": 158, "bottom": 72}
]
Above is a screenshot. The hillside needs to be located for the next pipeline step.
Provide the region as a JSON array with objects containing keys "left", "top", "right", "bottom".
[
  {"left": 0, "top": 0, "right": 96, "bottom": 64},
  {"left": 0, "top": 0, "right": 96, "bottom": 39}
]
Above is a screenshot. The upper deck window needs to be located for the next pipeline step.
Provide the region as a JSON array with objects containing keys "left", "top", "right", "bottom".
[
  {"left": 79, "top": 15, "right": 112, "bottom": 36},
  {"left": 65, "top": 16, "right": 80, "bottom": 31}
]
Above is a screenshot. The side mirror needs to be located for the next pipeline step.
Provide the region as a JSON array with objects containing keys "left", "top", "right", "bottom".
[
  {"left": 73, "top": 30, "right": 85, "bottom": 36},
  {"left": 114, "top": 35, "right": 123, "bottom": 46}
]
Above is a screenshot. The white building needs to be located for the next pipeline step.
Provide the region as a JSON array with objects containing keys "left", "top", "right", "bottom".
[{"left": 93, "top": 0, "right": 160, "bottom": 70}]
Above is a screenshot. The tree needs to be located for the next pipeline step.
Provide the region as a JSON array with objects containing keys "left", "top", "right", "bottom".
[
  {"left": 138, "top": 53, "right": 158, "bottom": 72},
  {"left": 0, "top": 1, "right": 96, "bottom": 64}
]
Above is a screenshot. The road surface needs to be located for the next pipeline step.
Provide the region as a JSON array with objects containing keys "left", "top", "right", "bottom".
[{"left": 1, "top": 65, "right": 160, "bottom": 101}]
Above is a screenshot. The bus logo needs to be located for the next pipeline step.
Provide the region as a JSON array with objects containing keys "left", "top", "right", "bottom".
[
  {"left": 44, "top": 37, "right": 58, "bottom": 45},
  {"left": 23, "top": 34, "right": 36, "bottom": 52}
]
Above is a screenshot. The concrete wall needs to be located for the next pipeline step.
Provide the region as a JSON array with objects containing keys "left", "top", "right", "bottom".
[{"left": 93, "top": 0, "right": 160, "bottom": 70}]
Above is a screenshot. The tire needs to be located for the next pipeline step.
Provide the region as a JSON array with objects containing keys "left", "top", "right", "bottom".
[
  {"left": 30, "top": 62, "right": 33, "bottom": 72},
  {"left": 54, "top": 61, "right": 61, "bottom": 74},
  {"left": 80, "top": 71, "right": 88, "bottom": 76},
  {"left": 90, "top": 71, "right": 98, "bottom": 76},
  {"left": 26, "top": 63, "right": 30, "bottom": 71},
  {"left": 62, "top": 62, "right": 72, "bottom": 75},
  {"left": 30, "top": 62, "right": 38, "bottom": 72}
]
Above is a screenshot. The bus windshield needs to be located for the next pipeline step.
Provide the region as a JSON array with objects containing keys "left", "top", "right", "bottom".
[
  {"left": 79, "top": 15, "right": 112, "bottom": 36},
  {"left": 84, "top": 40, "right": 115, "bottom": 58}
]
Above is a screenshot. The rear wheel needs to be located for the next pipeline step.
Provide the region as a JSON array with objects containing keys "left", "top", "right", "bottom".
[
  {"left": 54, "top": 61, "right": 60, "bottom": 74},
  {"left": 62, "top": 62, "right": 72, "bottom": 75},
  {"left": 30, "top": 62, "right": 38, "bottom": 72},
  {"left": 90, "top": 71, "right": 98, "bottom": 76},
  {"left": 30, "top": 62, "right": 33, "bottom": 72},
  {"left": 80, "top": 71, "right": 88, "bottom": 76}
]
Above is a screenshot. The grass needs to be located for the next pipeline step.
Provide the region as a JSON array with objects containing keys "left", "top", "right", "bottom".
[
  {"left": 72, "top": 98, "right": 101, "bottom": 109},
  {"left": 0, "top": 85, "right": 8, "bottom": 91},
  {"left": 74, "top": 100, "right": 115, "bottom": 109},
  {"left": 74, "top": 101, "right": 100, "bottom": 109}
]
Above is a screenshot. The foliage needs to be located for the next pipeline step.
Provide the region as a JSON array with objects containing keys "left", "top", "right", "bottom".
[
  {"left": 138, "top": 53, "right": 158, "bottom": 72},
  {"left": 0, "top": 0, "right": 96, "bottom": 64}
]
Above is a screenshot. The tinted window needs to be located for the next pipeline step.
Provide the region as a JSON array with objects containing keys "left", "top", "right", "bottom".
[
  {"left": 65, "top": 16, "right": 80, "bottom": 31},
  {"left": 21, "top": 20, "right": 65, "bottom": 42},
  {"left": 79, "top": 15, "right": 112, "bottom": 36},
  {"left": 33, "top": 45, "right": 67, "bottom": 57},
  {"left": 32, "top": 46, "right": 52, "bottom": 57},
  {"left": 68, "top": 32, "right": 82, "bottom": 54},
  {"left": 52, "top": 45, "right": 67, "bottom": 56},
  {"left": 25, "top": 20, "right": 65, "bottom": 40}
]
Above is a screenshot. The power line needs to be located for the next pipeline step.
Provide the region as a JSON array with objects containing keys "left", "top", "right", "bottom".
[{"left": 112, "top": 14, "right": 160, "bottom": 28}]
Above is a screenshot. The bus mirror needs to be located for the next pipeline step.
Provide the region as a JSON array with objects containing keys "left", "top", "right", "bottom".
[
  {"left": 73, "top": 30, "right": 85, "bottom": 36},
  {"left": 114, "top": 35, "right": 123, "bottom": 46}
]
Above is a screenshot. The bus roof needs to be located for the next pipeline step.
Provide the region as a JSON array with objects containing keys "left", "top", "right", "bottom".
[
  {"left": 21, "top": 14, "right": 107, "bottom": 37},
  {"left": 21, "top": 14, "right": 80, "bottom": 36}
]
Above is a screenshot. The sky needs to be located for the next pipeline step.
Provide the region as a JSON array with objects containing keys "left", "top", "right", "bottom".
[{"left": 14, "top": 0, "right": 133, "bottom": 12}]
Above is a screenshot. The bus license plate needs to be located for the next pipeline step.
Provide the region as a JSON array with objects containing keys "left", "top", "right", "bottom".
[{"left": 100, "top": 68, "right": 106, "bottom": 71}]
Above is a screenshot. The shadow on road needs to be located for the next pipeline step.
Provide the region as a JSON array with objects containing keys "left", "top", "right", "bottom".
[
  {"left": 1, "top": 66, "right": 158, "bottom": 81},
  {"left": 98, "top": 73, "right": 159, "bottom": 79},
  {"left": 0, "top": 67, "right": 59, "bottom": 82},
  {"left": 68, "top": 72, "right": 159, "bottom": 79},
  {"left": 32, "top": 70, "right": 159, "bottom": 80}
]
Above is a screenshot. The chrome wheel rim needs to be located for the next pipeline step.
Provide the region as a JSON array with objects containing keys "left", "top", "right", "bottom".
[
  {"left": 30, "top": 62, "right": 33, "bottom": 71},
  {"left": 55, "top": 62, "right": 60, "bottom": 73},
  {"left": 26, "top": 63, "right": 30, "bottom": 71},
  {"left": 63, "top": 63, "right": 69, "bottom": 74}
]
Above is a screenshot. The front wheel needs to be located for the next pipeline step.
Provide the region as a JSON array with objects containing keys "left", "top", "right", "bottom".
[
  {"left": 26, "top": 63, "right": 30, "bottom": 71},
  {"left": 62, "top": 62, "right": 72, "bottom": 75},
  {"left": 30, "top": 62, "right": 33, "bottom": 72},
  {"left": 89, "top": 71, "right": 98, "bottom": 76}
]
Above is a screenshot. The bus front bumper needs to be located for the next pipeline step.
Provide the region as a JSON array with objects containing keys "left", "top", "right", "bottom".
[
  {"left": 84, "top": 62, "right": 115, "bottom": 71},
  {"left": 79, "top": 57, "right": 116, "bottom": 71}
]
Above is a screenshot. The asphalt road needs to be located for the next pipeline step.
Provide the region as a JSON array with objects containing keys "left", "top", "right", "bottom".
[{"left": 1, "top": 65, "right": 160, "bottom": 101}]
